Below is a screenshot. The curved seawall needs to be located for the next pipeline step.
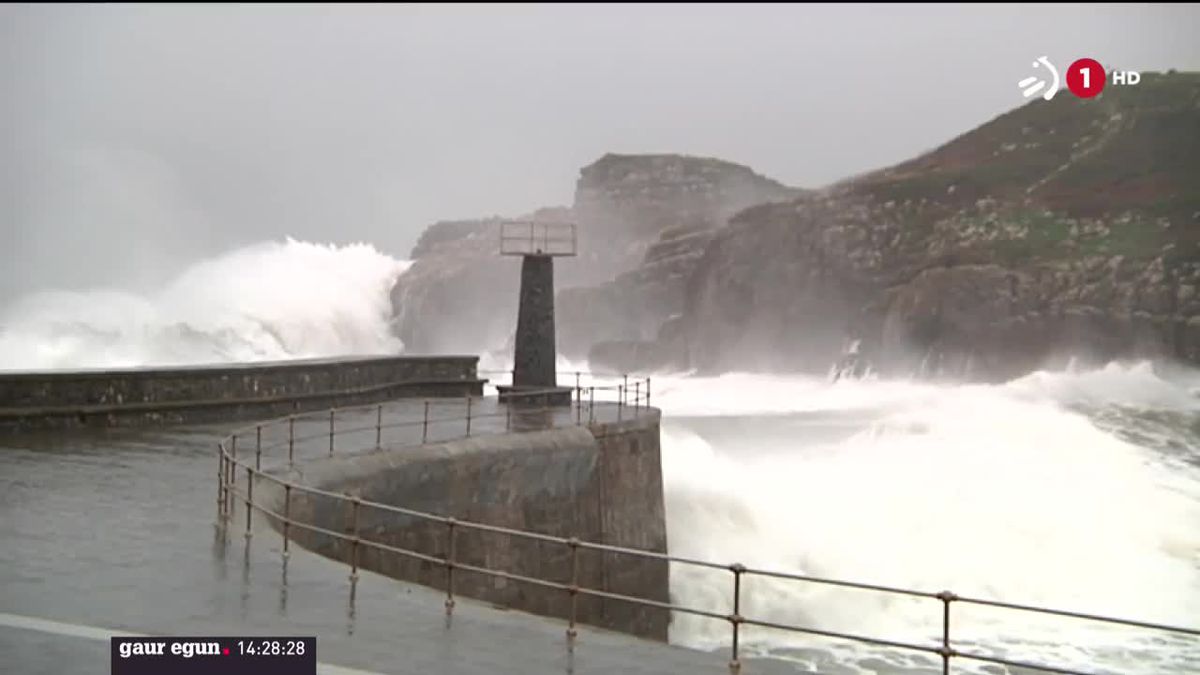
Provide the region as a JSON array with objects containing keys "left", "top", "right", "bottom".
[
  {"left": 267, "top": 407, "right": 670, "bottom": 641},
  {"left": 0, "top": 355, "right": 484, "bottom": 431}
]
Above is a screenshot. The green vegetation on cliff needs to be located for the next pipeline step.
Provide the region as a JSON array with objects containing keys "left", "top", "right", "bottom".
[{"left": 841, "top": 72, "right": 1200, "bottom": 265}]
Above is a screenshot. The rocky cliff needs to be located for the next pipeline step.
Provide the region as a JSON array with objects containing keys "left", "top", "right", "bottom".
[
  {"left": 571, "top": 153, "right": 797, "bottom": 282},
  {"left": 389, "top": 208, "right": 568, "bottom": 356},
  {"left": 671, "top": 71, "right": 1200, "bottom": 378},
  {"left": 557, "top": 155, "right": 798, "bottom": 357},
  {"left": 389, "top": 217, "right": 509, "bottom": 356},
  {"left": 390, "top": 155, "right": 797, "bottom": 360}
]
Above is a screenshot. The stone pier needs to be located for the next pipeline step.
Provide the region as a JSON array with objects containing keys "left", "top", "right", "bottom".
[{"left": 264, "top": 400, "right": 671, "bottom": 641}]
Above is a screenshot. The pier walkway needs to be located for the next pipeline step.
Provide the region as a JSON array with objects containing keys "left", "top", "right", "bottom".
[{"left": 0, "top": 397, "right": 797, "bottom": 675}]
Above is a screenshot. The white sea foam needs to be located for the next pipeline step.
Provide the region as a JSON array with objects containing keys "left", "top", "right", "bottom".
[
  {"left": 0, "top": 238, "right": 409, "bottom": 371},
  {"left": 653, "top": 364, "right": 1200, "bottom": 672}
]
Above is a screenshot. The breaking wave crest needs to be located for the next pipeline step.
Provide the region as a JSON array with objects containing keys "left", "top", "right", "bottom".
[{"left": 0, "top": 238, "right": 410, "bottom": 371}]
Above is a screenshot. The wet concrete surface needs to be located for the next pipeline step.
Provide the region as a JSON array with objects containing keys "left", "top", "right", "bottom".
[{"left": 0, "top": 397, "right": 796, "bottom": 674}]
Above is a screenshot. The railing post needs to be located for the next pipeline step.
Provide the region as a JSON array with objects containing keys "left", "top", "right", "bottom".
[
  {"left": 226, "top": 453, "right": 234, "bottom": 519},
  {"left": 329, "top": 409, "right": 335, "bottom": 456},
  {"left": 227, "top": 435, "right": 238, "bottom": 517},
  {"left": 575, "top": 371, "right": 581, "bottom": 396},
  {"left": 617, "top": 385, "right": 624, "bottom": 421},
  {"left": 938, "top": 591, "right": 957, "bottom": 674},
  {"left": 729, "top": 563, "right": 745, "bottom": 675},
  {"left": 216, "top": 444, "right": 226, "bottom": 523},
  {"left": 647, "top": 377, "right": 651, "bottom": 409},
  {"left": 255, "top": 425, "right": 262, "bottom": 471},
  {"left": 445, "top": 517, "right": 457, "bottom": 622},
  {"left": 287, "top": 416, "right": 295, "bottom": 466},
  {"left": 244, "top": 466, "right": 254, "bottom": 539},
  {"left": 375, "top": 404, "right": 382, "bottom": 449},
  {"left": 634, "top": 380, "right": 640, "bottom": 415},
  {"left": 588, "top": 387, "right": 595, "bottom": 424},
  {"left": 566, "top": 537, "right": 580, "bottom": 651},
  {"left": 465, "top": 396, "right": 472, "bottom": 438},
  {"left": 575, "top": 384, "right": 581, "bottom": 425},
  {"left": 423, "top": 401, "right": 430, "bottom": 443},
  {"left": 282, "top": 484, "right": 292, "bottom": 561},
  {"left": 349, "top": 496, "right": 360, "bottom": 588},
  {"left": 622, "top": 374, "right": 628, "bottom": 405}
]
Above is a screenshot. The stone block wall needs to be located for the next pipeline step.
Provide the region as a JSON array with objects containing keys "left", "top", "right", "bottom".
[
  {"left": 266, "top": 409, "right": 669, "bottom": 641},
  {"left": 0, "top": 355, "right": 483, "bottom": 430}
]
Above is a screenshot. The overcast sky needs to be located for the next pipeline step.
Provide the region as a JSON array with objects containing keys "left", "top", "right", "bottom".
[{"left": 3, "top": 3, "right": 1199, "bottom": 301}]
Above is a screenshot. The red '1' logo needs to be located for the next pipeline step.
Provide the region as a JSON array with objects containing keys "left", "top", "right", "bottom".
[{"left": 1066, "top": 58, "right": 1106, "bottom": 98}]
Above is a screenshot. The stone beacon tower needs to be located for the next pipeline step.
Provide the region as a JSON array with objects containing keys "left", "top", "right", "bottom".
[{"left": 497, "top": 221, "right": 576, "bottom": 406}]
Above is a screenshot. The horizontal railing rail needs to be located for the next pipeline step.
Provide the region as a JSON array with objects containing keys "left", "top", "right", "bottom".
[
  {"left": 214, "top": 374, "right": 1199, "bottom": 675},
  {"left": 479, "top": 369, "right": 652, "bottom": 412}
]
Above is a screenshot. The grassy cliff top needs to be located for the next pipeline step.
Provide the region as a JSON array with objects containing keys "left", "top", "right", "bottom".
[
  {"left": 578, "top": 153, "right": 795, "bottom": 193},
  {"left": 832, "top": 71, "right": 1200, "bottom": 263},
  {"left": 851, "top": 72, "right": 1199, "bottom": 218}
]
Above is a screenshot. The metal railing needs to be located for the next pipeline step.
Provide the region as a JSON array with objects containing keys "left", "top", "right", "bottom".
[
  {"left": 214, "top": 374, "right": 1199, "bottom": 675},
  {"left": 499, "top": 220, "right": 578, "bottom": 256},
  {"left": 479, "top": 369, "right": 651, "bottom": 424}
]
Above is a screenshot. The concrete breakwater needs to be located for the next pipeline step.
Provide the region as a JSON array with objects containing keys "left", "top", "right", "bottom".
[
  {"left": 264, "top": 405, "right": 670, "bottom": 641},
  {"left": 0, "top": 355, "right": 484, "bottom": 431}
]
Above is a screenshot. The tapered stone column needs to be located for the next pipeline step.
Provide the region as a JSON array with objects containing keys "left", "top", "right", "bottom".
[{"left": 497, "top": 222, "right": 576, "bottom": 406}]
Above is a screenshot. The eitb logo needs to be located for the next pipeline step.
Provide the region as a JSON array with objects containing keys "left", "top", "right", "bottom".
[{"left": 1017, "top": 56, "right": 1060, "bottom": 101}]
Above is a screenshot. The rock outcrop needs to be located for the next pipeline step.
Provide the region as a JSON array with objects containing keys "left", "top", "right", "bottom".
[
  {"left": 557, "top": 222, "right": 715, "bottom": 361},
  {"left": 571, "top": 153, "right": 797, "bottom": 281},
  {"left": 389, "top": 208, "right": 569, "bottom": 356},
  {"left": 388, "top": 217, "right": 513, "bottom": 356},
  {"left": 390, "top": 156, "right": 798, "bottom": 360},
  {"left": 558, "top": 154, "right": 799, "bottom": 358},
  {"left": 670, "top": 71, "right": 1200, "bottom": 378}
]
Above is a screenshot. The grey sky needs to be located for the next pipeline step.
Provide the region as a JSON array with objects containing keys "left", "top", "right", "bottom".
[{"left": 3, "top": 3, "right": 1199, "bottom": 301}]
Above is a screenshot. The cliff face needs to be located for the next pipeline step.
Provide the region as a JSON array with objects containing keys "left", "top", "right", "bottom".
[
  {"left": 558, "top": 155, "right": 798, "bottom": 357},
  {"left": 390, "top": 156, "right": 797, "bottom": 359},
  {"left": 557, "top": 223, "right": 716, "bottom": 362},
  {"left": 675, "top": 72, "right": 1200, "bottom": 378},
  {"left": 388, "top": 217, "right": 516, "bottom": 355},
  {"left": 389, "top": 208, "right": 570, "bottom": 356},
  {"left": 571, "top": 153, "right": 797, "bottom": 281}
]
